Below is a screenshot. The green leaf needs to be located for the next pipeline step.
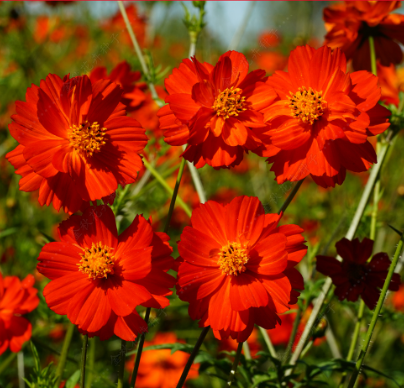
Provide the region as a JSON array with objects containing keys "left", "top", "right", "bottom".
[{"left": 65, "top": 370, "right": 81, "bottom": 388}]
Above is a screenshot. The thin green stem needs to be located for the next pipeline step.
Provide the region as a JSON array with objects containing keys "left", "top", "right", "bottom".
[
  {"left": 0, "top": 351, "right": 17, "bottom": 376},
  {"left": 130, "top": 308, "right": 151, "bottom": 388},
  {"left": 227, "top": 342, "right": 243, "bottom": 386},
  {"left": 228, "top": 1, "right": 256, "bottom": 50},
  {"left": 370, "top": 144, "right": 381, "bottom": 241},
  {"left": 300, "top": 340, "right": 313, "bottom": 359},
  {"left": 369, "top": 36, "right": 377, "bottom": 77},
  {"left": 258, "top": 326, "right": 277, "bottom": 359},
  {"left": 283, "top": 306, "right": 302, "bottom": 364},
  {"left": 117, "top": 340, "right": 126, "bottom": 388},
  {"left": 182, "top": 146, "right": 207, "bottom": 204},
  {"left": 164, "top": 158, "right": 187, "bottom": 233},
  {"left": 242, "top": 342, "right": 251, "bottom": 361},
  {"left": 348, "top": 234, "right": 404, "bottom": 388},
  {"left": 338, "top": 301, "right": 365, "bottom": 388},
  {"left": 55, "top": 322, "right": 75, "bottom": 387},
  {"left": 117, "top": 1, "right": 160, "bottom": 104},
  {"left": 80, "top": 335, "right": 88, "bottom": 388},
  {"left": 86, "top": 338, "right": 96, "bottom": 388},
  {"left": 176, "top": 326, "right": 210, "bottom": 388},
  {"left": 278, "top": 180, "right": 304, "bottom": 214},
  {"left": 143, "top": 159, "right": 192, "bottom": 217}
]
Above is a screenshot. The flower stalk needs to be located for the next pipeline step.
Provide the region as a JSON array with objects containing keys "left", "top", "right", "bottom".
[
  {"left": 55, "top": 322, "right": 75, "bottom": 387},
  {"left": 80, "top": 334, "right": 89, "bottom": 388},
  {"left": 227, "top": 342, "right": 243, "bottom": 386},
  {"left": 117, "top": 340, "right": 126, "bottom": 388}
]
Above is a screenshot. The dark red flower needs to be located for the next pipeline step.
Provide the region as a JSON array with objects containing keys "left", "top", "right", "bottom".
[
  {"left": 253, "top": 45, "right": 390, "bottom": 188},
  {"left": 316, "top": 237, "right": 400, "bottom": 309},
  {"left": 323, "top": 1, "right": 404, "bottom": 71},
  {"left": 158, "top": 51, "right": 277, "bottom": 169},
  {"left": 0, "top": 274, "right": 39, "bottom": 355},
  {"left": 37, "top": 205, "right": 175, "bottom": 341}
]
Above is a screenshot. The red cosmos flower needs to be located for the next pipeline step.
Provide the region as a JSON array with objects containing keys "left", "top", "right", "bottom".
[
  {"left": 0, "top": 274, "right": 39, "bottom": 355},
  {"left": 323, "top": 1, "right": 404, "bottom": 71},
  {"left": 253, "top": 45, "right": 391, "bottom": 188},
  {"left": 316, "top": 237, "right": 400, "bottom": 309},
  {"left": 37, "top": 205, "right": 175, "bottom": 341},
  {"left": 176, "top": 196, "right": 306, "bottom": 342},
  {"left": 89, "top": 61, "right": 147, "bottom": 112},
  {"left": 158, "top": 51, "right": 277, "bottom": 169},
  {"left": 392, "top": 284, "right": 404, "bottom": 312},
  {"left": 6, "top": 74, "right": 147, "bottom": 214},
  {"left": 126, "top": 332, "right": 199, "bottom": 387}
]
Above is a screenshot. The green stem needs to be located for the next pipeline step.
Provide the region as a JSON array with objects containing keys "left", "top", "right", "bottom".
[
  {"left": 130, "top": 308, "right": 151, "bottom": 388},
  {"left": 242, "top": 342, "right": 251, "bottom": 360},
  {"left": 338, "top": 301, "right": 365, "bottom": 388},
  {"left": 176, "top": 326, "right": 210, "bottom": 388},
  {"left": 80, "top": 335, "right": 88, "bottom": 388},
  {"left": 278, "top": 179, "right": 304, "bottom": 214},
  {"left": 143, "top": 159, "right": 192, "bottom": 217},
  {"left": 228, "top": 1, "right": 256, "bottom": 50},
  {"left": 283, "top": 306, "right": 302, "bottom": 364},
  {"left": 348, "top": 233, "right": 404, "bottom": 388},
  {"left": 86, "top": 338, "right": 96, "bottom": 388},
  {"left": 117, "top": 1, "right": 160, "bottom": 104},
  {"left": 258, "top": 326, "right": 277, "bottom": 359},
  {"left": 55, "top": 322, "right": 75, "bottom": 387},
  {"left": 369, "top": 36, "right": 377, "bottom": 77},
  {"left": 0, "top": 352, "right": 17, "bottom": 376},
  {"left": 300, "top": 340, "right": 313, "bottom": 359},
  {"left": 182, "top": 146, "right": 207, "bottom": 204},
  {"left": 370, "top": 144, "right": 381, "bottom": 241},
  {"left": 117, "top": 340, "right": 126, "bottom": 388},
  {"left": 164, "top": 158, "right": 187, "bottom": 233},
  {"left": 227, "top": 342, "right": 243, "bottom": 386}
]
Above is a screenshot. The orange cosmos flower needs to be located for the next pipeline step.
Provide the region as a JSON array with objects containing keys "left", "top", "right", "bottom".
[
  {"left": 0, "top": 274, "right": 39, "bottom": 355},
  {"left": 392, "top": 284, "right": 404, "bottom": 312},
  {"left": 253, "top": 45, "right": 390, "bottom": 188},
  {"left": 126, "top": 332, "right": 199, "bottom": 387},
  {"left": 6, "top": 74, "right": 147, "bottom": 214},
  {"left": 176, "top": 196, "right": 306, "bottom": 342},
  {"left": 158, "top": 51, "right": 277, "bottom": 169},
  {"left": 323, "top": 1, "right": 404, "bottom": 71},
  {"left": 37, "top": 205, "right": 175, "bottom": 341},
  {"left": 89, "top": 61, "right": 147, "bottom": 112}
]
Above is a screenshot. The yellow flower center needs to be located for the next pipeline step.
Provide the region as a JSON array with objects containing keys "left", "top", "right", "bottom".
[
  {"left": 218, "top": 242, "right": 249, "bottom": 276},
  {"left": 69, "top": 121, "right": 107, "bottom": 157},
  {"left": 212, "top": 87, "right": 247, "bottom": 119},
  {"left": 77, "top": 242, "right": 115, "bottom": 280},
  {"left": 288, "top": 87, "right": 327, "bottom": 125}
]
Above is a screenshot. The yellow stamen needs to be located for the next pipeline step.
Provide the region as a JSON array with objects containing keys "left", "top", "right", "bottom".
[
  {"left": 212, "top": 87, "right": 247, "bottom": 120},
  {"left": 77, "top": 242, "right": 115, "bottom": 280},
  {"left": 288, "top": 86, "right": 327, "bottom": 125},
  {"left": 218, "top": 242, "right": 249, "bottom": 276},
  {"left": 69, "top": 121, "right": 107, "bottom": 157}
]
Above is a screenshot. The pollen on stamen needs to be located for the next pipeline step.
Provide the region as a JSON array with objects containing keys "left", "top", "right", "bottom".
[
  {"left": 288, "top": 86, "right": 327, "bottom": 125},
  {"left": 212, "top": 87, "right": 247, "bottom": 120},
  {"left": 218, "top": 242, "right": 249, "bottom": 276},
  {"left": 77, "top": 242, "right": 115, "bottom": 280},
  {"left": 69, "top": 121, "right": 107, "bottom": 157}
]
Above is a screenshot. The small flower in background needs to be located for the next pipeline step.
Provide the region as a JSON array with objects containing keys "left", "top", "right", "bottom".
[
  {"left": 37, "top": 205, "right": 176, "bottom": 341},
  {"left": 89, "top": 61, "right": 147, "bottom": 112},
  {"left": 6, "top": 74, "right": 148, "bottom": 214},
  {"left": 392, "top": 284, "right": 404, "bottom": 312},
  {"left": 158, "top": 51, "right": 277, "bottom": 169},
  {"left": 316, "top": 237, "right": 401, "bottom": 309},
  {"left": 323, "top": 1, "right": 404, "bottom": 71},
  {"left": 254, "top": 45, "right": 390, "bottom": 188},
  {"left": 126, "top": 332, "right": 199, "bottom": 388},
  {"left": 255, "top": 51, "right": 288, "bottom": 74},
  {"left": 176, "top": 196, "right": 306, "bottom": 342},
  {"left": 0, "top": 274, "right": 39, "bottom": 355}
]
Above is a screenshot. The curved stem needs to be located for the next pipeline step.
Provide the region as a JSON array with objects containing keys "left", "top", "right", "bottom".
[
  {"left": 176, "top": 326, "right": 210, "bottom": 388},
  {"left": 130, "top": 308, "right": 151, "bottom": 388},
  {"left": 117, "top": 340, "right": 126, "bottom": 388},
  {"left": 278, "top": 179, "right": 304, "bottom": 214},
  {"left": 80, "top": 335, "right": 88, "bottom": 388},
  {"left": 55, "top": 323, "right": 75, "bottom": 387},
  {"left": 348, "top": 234, "right": 404, "bottom": 388},
  {"left": 164, "top": 158, "right": 187, "bottom": 233},
  {"left": 117, "top": 1, "right": 160, "bottom": 103},
  {"left": 283, "top": 306, "right": 302, "bottom": 364},
  {"left": 242, "top": 342, "right": 251, "bottom": 360},
  {"left": 143, "top": 159, "right": 192, "bottom": 217},
  {"left": 227, "top": 342, "right": 243, "bottom": 386},
  {"left": 258, "top": 326, "right": 277, "bottom": 359}
]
